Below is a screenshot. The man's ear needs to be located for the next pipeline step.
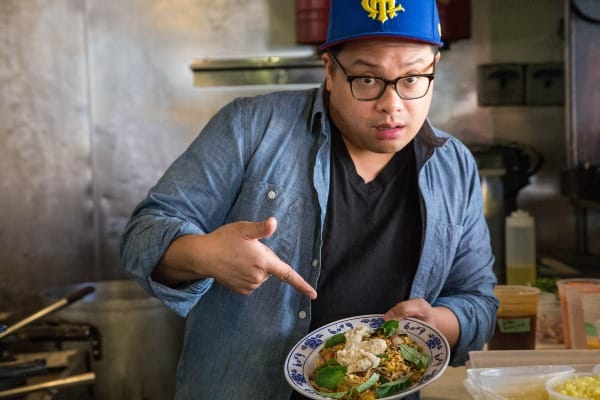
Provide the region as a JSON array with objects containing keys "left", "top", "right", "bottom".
[{"left": 322, "top": 52, "right": 335, "bottom": 91}]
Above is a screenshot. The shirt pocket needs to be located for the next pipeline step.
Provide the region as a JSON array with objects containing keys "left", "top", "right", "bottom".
[
  {"left": 227, "top": 179, "right": 307, "bottom": 263},
  {"left": 426, "top": 223, "right": 464, "bottom": 286}
]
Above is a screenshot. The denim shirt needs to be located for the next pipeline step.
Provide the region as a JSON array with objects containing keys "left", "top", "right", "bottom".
[{"left": 120, "top": 84, "right": 498, "bottom": 400}]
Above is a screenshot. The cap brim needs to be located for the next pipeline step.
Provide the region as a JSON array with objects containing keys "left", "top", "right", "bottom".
[{"left": 319, "top": 34, "right": 444, "bottom": 52}]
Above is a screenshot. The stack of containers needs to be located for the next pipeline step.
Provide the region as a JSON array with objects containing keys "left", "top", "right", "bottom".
[{"left": 557, "top": 279, "right": 600, "bottom": 349}]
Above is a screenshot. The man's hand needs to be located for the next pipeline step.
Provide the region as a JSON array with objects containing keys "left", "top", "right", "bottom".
[
  {"left": 153, "top": 217, "right": 317, "bottom": 299},
  {"left": 384, "top": 298, "right": 459, "bottom": 347}
]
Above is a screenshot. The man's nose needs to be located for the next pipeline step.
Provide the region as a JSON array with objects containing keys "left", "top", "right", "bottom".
[{"left": 377, "top": 82, "right": 405, "bottom": 112}]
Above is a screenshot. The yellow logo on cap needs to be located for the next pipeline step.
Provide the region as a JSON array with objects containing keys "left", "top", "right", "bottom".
[{"left": 361, "top": 0, "right": 405, "bottom": 23}]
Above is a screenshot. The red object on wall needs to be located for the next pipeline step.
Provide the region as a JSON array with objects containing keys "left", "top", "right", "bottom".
[
  {"left": 295, "top": 0, "right": 330, "bottom": 44},
  {"left": 437, "top": 0, "right": 471, "bottom": 43}
]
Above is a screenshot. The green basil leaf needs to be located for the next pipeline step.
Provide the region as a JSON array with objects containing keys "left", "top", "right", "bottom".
[
  {"left": 324, "top": 333, "right": 346, "bottom": 348},
  {"left": 314, "top": 365, "right": 347, "bottom": 390},
  {"left": 379, "top": 320, "right": 399, "bottom": 337},
  {"left": 316, "top": 390, "right": 348, "bottom": 399},
  {"left": 355, "top": 373, "right": 380, "bottom": 393},
  {"left": 375, "top": 375, "right": 412, "bottom": 398},
  {"left": 398, "top": 343, "right": 431, "bottom": 370},
  {"left": 315, "top": 358, "right": 341, "bottom": 372},
  {"left": 316, "top": 374, "right": 379, "bottom": 399}
]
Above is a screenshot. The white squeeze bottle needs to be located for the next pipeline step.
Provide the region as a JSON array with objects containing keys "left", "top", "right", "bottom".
[{"left": 505, "top": 210, "right": 536, "bottom": 286}]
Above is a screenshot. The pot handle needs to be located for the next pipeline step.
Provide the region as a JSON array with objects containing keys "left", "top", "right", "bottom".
[
  {"left": 0, "top": 371, "right": 95, "bottom": 399},
  {"left": 64, "top": 286, "right": 95, "bottom": 305},
  {"left": 0, "top": 286, "right": 94, "bottom": 341}
]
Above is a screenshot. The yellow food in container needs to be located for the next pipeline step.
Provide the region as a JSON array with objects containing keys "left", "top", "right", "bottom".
[
  {"left": 492, "top": 386, "right": 550, "bottom": 400},
  {"left": 546, "top": 373, "right": 600, "bottom": 400},
  {"left": 465, "top": 365, "right": 577, "bottom": 400}
]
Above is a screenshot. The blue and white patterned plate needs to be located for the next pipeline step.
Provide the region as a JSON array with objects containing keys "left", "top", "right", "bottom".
[{"left": 284, "top": 315, "right": 450, "bottom": 400}]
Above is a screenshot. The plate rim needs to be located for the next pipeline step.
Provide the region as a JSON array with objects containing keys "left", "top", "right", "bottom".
[{"left": 284, "top": 314, "right": 451, "bottom": 400}]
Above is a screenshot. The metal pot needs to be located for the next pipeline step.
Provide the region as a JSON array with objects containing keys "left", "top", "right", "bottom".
[{"left": 41, "top": 280, "right": 184, "bottom": 400}]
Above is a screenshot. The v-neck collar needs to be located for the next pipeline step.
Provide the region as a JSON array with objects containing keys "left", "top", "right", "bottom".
[{"left": 330, "top": 123, "right": 415, "bottom": 189}]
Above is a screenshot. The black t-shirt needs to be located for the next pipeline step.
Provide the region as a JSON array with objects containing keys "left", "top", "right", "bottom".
[{"left": 309, "top": 125, "right": 422, "bottom": 331}]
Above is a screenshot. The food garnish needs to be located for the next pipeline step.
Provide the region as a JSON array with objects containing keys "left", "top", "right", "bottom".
[{"left": 310, "top": 320, "right": 431, "bottom": 399}]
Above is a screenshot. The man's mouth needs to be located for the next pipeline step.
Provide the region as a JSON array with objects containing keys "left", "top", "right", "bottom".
[{"left": 375, "top": 123, "right": 406, "bottom": 140}]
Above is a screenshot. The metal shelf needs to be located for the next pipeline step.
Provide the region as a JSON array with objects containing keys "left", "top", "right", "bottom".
[{"left": 190, "top": 56, "right": 325, "bottom": 86}]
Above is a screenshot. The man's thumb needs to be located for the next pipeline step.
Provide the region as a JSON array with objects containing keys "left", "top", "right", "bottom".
[{"left": 244, "top": 217, "right": 277, "bottom": 240}]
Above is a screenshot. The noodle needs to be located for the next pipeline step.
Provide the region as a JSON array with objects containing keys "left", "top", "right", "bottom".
[{"left": 309, "top": 323, "right": 430, "bottom": 399}]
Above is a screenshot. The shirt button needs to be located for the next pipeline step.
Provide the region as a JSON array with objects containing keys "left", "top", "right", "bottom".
[
  {"left": 311, "top": 259, "right": 319, "bottom": 268},
  {"left": 298, "top": 310, "right": 307, "bottom": 319},
  {"left": 267, "top": 190, "right": 277, "bottom": 199}
]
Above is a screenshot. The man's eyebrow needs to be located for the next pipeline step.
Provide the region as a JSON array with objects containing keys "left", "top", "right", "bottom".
[{"left": 349, "top": 56, "right": 427, "bottom": 70}]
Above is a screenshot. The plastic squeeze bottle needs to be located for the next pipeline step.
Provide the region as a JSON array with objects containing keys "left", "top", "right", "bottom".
[{"left": 505, "top": 209, "right": 536, "bottom": 286}]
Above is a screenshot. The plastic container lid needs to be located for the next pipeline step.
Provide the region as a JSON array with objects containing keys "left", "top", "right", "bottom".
[{"left": 478, "top": 365, "right": 575, "bottom": 389}]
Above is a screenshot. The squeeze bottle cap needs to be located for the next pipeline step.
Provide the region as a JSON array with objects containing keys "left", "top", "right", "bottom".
[{"left": 506, "top": 209, "right": 534, "bottom": 228}]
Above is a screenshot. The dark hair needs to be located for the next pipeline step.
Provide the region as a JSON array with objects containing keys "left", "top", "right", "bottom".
[{"left": 322, "top": 43, "right": 344, "bottom": 57}]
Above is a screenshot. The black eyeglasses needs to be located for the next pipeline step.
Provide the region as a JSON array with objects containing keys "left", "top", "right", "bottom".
[{"left": 328, "top": 52, "right": 436, "bottom": 101}]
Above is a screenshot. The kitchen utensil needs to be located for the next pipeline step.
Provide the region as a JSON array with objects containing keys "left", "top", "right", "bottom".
[
  {"left": 41, "top": 280, "right": 184, "bottom": 400},
  {"left": 0, "top": 371, "right": 95, "bottom": 399},
  {"left": 0, "top": 285, "right": 96, "bottom": 395},
  {"left": 0, "top": 286, "right": 94, "bottom": 341}
]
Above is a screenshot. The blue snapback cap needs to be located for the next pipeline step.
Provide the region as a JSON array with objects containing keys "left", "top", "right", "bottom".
[{"left": 319, "top": 0, "right": 444, "bottom": 51}]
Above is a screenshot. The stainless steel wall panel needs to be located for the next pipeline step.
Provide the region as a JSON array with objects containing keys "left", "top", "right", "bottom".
[
  {"left": 84, "top": 0, "right": 305, "bottom": 278},
  {"left": 0, "top": 0, "right": 93, "bottom": 309}
]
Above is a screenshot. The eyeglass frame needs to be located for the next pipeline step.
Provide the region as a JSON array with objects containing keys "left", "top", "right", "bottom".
[{"left": 327, "top": 51, "right": 437, "bottom": 101}]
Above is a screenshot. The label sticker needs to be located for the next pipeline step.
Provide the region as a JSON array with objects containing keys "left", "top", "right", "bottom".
[{"left": 497, "top": 318, "right": 531, "bottom": 333}]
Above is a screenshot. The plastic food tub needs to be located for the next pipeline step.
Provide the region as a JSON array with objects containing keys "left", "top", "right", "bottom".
[
  {"left": 546, "top": 371, "right": 600, "bottom": 400},
  {"left": 466, "top": 365, "right": 575, "bottom": 400}
]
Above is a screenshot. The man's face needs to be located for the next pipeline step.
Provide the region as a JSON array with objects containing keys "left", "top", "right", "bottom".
[{"left": 324, "top": 39, "right": 439, "bottom": 157}]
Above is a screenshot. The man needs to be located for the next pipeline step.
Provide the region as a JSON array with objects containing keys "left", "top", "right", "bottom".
[{"left": 120, "top": 1, "right": 498, "bottom": 399}]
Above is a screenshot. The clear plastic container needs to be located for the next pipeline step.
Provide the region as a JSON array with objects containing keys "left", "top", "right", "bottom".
[
  {"left": 581, "top": 294, "right": 600, "bottom": 349},
  {"left": 558, "top": 279, "right": 600, "bottom": 348},
  {"left": 537, "top": 292, "right": 565, "bottom": 345},
  {"left": 546, "top": 372, "right": 600, "bottom": 400},
  {"left": 488, "top": 285, "right": 540, "bottom": 350},
  {"left": 466, "top": 365, "right": 575, "bottom": 400},
  {"left": 505, "top": 210, "right": 536, "bottom": 286},
  {"left": 557, "top": 279, "right": 600, "bottom": 349}
]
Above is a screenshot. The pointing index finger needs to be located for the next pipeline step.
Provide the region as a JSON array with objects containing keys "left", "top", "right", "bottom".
[{"left": 268, "top": 261, "right": 317, "bottom": 300}]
